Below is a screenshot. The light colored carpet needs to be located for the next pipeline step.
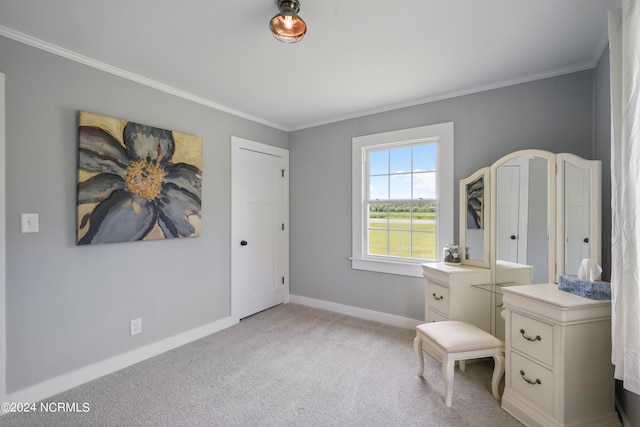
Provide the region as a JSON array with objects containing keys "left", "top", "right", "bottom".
[{"left": 0, "top": 303, "right": 522, "bottom": 426}]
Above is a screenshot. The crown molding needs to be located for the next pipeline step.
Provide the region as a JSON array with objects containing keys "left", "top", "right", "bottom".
[
  {"left": 0, "top": 25, "right": 289, "bottom": 132},
  {"left": 290, "top": 60, "right": 598, "bottom": 131},
  {"left": 592, "top": 26, "right": 611, "bottom": 66}
]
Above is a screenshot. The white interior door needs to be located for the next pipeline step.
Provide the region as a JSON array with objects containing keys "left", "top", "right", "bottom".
[{"left": 231, "top": 137, "right": 289, "bottom": 320}]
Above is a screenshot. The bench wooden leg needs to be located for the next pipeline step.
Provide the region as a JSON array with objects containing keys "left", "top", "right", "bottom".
[
  {"left": 491, "top": 350, "right": 505, "bottom": 400},
  {"left": 442, "top": 357, "right": 455, "bottom": 407},
  {"left": 414, "top": 336, "right": 424, "bottom": 377}
]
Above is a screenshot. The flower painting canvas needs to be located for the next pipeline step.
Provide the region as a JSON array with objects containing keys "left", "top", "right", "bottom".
[{"left": 77, "top": 111, "right": 202, "bottom": 244}]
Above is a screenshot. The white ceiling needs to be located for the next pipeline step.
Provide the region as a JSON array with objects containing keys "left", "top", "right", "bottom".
[{"left": 0, "top": 0, "right": 620, "bottom": 131}]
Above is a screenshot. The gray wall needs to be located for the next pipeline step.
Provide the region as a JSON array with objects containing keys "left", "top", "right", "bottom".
[
  {"left": 0, "top": 35, "right": 288, "bottom": 392},
  {"left": 289, "top": 71, "right": 596, "bottom": 322}
]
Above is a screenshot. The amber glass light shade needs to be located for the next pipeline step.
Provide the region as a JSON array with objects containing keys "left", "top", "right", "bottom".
[{"left": 269, "top": 0, "right": 307, "bottom": 43}]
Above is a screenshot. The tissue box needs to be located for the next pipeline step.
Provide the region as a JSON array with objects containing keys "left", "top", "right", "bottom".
[{"left": 558, "top": 275, "right": 611, "bottom": 300}]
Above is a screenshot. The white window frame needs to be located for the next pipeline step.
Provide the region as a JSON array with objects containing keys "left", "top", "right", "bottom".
[{"left": 351, "top": 122, "right": 454, "bottom": 277}]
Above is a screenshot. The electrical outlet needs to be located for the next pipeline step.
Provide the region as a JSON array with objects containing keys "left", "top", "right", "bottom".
[{"left": 130, "top": 318, "right": 142, "bottom": 336}]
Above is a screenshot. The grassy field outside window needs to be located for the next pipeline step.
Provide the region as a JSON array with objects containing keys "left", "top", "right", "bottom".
[{"left": 368, "top": 206, "right": 437, "bottom": 260}]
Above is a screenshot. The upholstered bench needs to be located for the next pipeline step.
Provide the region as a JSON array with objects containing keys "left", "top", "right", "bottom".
[{"left": 413, "top": 320, "right": 504, "bottom": 407}]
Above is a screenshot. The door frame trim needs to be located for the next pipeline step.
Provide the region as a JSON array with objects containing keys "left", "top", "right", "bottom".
[{"left": 230, "top": 136, "right": 289, "bottom": 321}]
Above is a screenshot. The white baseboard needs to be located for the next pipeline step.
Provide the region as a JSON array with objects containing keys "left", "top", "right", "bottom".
[
  {"left": 1, "top": 315, "right": 238, "bottom": 408},
  {"left": 289, "top": 294, "right": 423, "bottom": 329}
]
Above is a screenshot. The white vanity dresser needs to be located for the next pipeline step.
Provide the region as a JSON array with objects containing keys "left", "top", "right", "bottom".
[
  {"left": 501, "top": 284, "right": 619, "bottom": 427},
  {"left": 423, "top": 262, "right": 491, "bottom": 331},
  {"left": 421, "top": 150, "right": 619, "bottom": 426}
]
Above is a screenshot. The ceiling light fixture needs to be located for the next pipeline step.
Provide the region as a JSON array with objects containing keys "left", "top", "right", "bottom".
[{"left": 269, "top": 0, "right": 307, "bottom": 44}]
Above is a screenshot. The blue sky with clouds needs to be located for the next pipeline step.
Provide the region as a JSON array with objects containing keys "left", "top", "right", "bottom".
[{"left": 368, "top": 143, "right": 437, "bottom": 200}]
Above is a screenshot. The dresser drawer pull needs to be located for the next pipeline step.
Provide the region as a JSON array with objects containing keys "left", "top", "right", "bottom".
[
  {"left": 432, "top": 293, "right": 444, "bottom": 301},
  {"left": 519, "top": 370, "right": 542, "bottom": 385},
  {"left": 520, "top": 329, "right": 541, "bottom": 342}
]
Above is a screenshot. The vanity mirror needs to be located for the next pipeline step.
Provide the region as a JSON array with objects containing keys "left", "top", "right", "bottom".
[
  {"left": 492, "top": 150, "right": 556, "bottom": 284},
  {"left": 458, "top": 149, "right": 602, "bottom": 284},
  {"left": 459, "top": 167, "right": 490, "bottom": 268},
  {"left": 557, "top": 153, "right": 601, "bottom": 277}
]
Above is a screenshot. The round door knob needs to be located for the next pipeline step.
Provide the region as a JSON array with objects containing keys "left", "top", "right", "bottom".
[
  {"left": 240, "top": 240, "right": 248, "bottom": 246},
  {"left": 510, "top": 235, "right": 516, "bottom": 240},
  {"left": 583, "top": 237, "right": 589, "bottom": 243}
]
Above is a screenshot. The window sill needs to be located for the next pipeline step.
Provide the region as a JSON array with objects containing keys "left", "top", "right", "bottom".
[{"left": 350, "top": 257, "right": 425, "bottom": 278}]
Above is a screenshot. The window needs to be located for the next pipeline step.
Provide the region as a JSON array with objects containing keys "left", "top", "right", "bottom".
[{"left": 351, "top": 123, "right": 453, "bottom": 277}]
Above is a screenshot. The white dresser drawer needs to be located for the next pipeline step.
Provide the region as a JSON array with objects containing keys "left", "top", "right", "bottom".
[
  {"left": 511, "top": 352, "right": 554, "bottom": 412},
  {"left": 427, "top": 309, "right": 448, "bottom": 322},
  {"left": 428, "top": 282, "right": 450, "bottom": 316},
  {"left": 511, "top": 312, "right": 553, "bottom": 366}
]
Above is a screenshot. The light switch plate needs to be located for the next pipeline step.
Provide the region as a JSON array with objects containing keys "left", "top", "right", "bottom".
[{"left": 21, "top": 213, "right": 39, "bottom": 233}]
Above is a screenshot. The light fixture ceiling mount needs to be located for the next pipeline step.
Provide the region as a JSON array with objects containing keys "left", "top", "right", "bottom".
[{"left": 269, "top": 0, "right": 307, "bottom": 44}]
